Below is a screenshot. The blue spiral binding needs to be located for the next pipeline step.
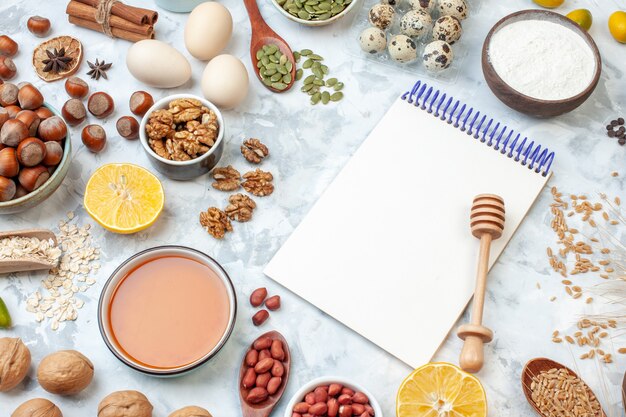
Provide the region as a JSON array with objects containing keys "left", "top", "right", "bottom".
[{"left": 401, "top": 81, "right": 555, "bottom": 176}]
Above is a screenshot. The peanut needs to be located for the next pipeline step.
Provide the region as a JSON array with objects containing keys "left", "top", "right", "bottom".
[
  {"left": 292, "top": 414, "right": 302, "bottom": 417},
  {"left": 337, "top": 394, "right": 352, "bottom": 405},
  {"left": 352, "top": 404, "right": 365, "bottom": 415},
  {"left": 254, "top": 357, "right": 274, "bottom": 374},
  {"left": 270, "top": 339, "right": 285, "bottom": 360},
  {"left": 250, "top": 287, "right": 268, "bottom": 307},
  {"left": 252, "top": 309, "right": 269, "bottom": 326},
  {"left": 253, "top": 336, "right": 272, "bottom": 350},
  {"left": 242, "top": 368, "right": 257, "bottom": 389},
  {"left": 247, "top": 387, "right": 269, "bottom": 404},
  {"left": 267, "top": 376, "right": 282, "bottom": 394},
  {"left": 364, "top": 405, "right": 374, "bottom": 415},
  {"left": 327, "top": 398, "right": 339, "bottom": 417},
  {"left": 265, "top": 295, "right": 281, "bottom": 310},
  {"left": 293, "top": 403, "right": 310, "bottom": 413},
  {"left": 256, "top": 372, "right": 271, "bottom": 388},
  {"left": 259, "top": 349, "right": 272, "bottom": 361},
  {"left": 352, "top": 392, "right": 368, "bottom": 404},
  {"left": 341, "top": 387, "right": 355, "bottom": 396},
  {"left": 271, "top": 360, "right": 285, "bottom": 377},
  {"left": 305, "top": 392, "right": 316, "bottom": 405},
  {"left": 339, "top": 405, "right": 352, "bottom": 417},
  {"left": 328, "top": 383, "right": 343, "bottom": 397},
  {"left": 245, "top": 349, "right": 259, "bottom": 367},
  {"left": 309, "top": 403, "right": 328, "bottom": 416},
  {"left": 314, "top": 386, "right": 328, "bottom": 403},
  {"left": 359, "top": 413, "right": 370, "bottom": 417}
]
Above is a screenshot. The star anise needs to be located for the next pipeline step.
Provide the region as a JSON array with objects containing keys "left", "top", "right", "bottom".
[
  {"left": 87, "top": 59, "right": 112, "bottom": 80},
  {"left": 42, "top": 48, "right": 73, "bottom": 73}
]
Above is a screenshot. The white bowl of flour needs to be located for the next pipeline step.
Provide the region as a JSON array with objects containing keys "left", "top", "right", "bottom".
[{"left": 482, "top": 10, "right": 601, "bottom": 117}]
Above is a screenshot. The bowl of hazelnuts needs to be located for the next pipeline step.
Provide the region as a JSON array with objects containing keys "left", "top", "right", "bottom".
[{"left": 0, "top": 82, "right": 71, "bottom": 214}]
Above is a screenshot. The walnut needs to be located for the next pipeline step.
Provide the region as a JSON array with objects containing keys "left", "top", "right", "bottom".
[
  {"left": 241, "top": 139, "right": 269, "bottom": 164},
  {"left": 212, "top": 165, "right": 241, "bottom": 191},
  {"left": 242, "top": 169, "right": 274, "bottom": 197},
  {"left": 37, "top": 350, "right": 94, "bottom": 395},
  {"left": 98, "top": 390, "right": 153, "bottom": 417},
  {"left": 199, "top": 207, "right": 232, "bottom": 239},
  {"left": 185, "top": 118, "right": 217, "bottom": 147},
  {"left": 168, "top": 406, "right": 212, "bottom": 417},
  {"left": 172, "top": 131, "right": 210, "bottom": 158},
  {"left": 0, "top": 337, "right": 31, "bottom": 392},
  {"left": 225, "top": 193, "right": 256, "bottom": 222},
  {"left": 145, "top": 109, "right": 174, "bottom": 140},
  {"left": 12, "top": 398, "right": 62, "bottom": 417},
  {"left": 149, "top": 139, "right": 170, "bottom": 160},
  {"left": 168, "top": 98, "right": 203, "bottom": 123}
]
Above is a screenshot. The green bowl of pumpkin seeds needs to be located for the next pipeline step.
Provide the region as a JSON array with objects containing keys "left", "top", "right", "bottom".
[{"left": 272, "top": 0, "right": 360, "bottom": 26}]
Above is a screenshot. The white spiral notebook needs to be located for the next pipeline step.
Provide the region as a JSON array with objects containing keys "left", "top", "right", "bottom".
[{"left": 265, "top": 81, "right": 554, "bottom": 367}]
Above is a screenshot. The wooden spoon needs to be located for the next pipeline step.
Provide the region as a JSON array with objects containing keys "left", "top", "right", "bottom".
[
  {"left": 0, "top": 229, "right": 57, "bottom": 275},
  {"left": 243, "top": 0, "right": 296, "bottom": 93},
  {"left": 239, "top": 330, "right": 291, "bottom": 417},
  {"left": 522, "top": 358, "right": 607, "bottom": 417}
]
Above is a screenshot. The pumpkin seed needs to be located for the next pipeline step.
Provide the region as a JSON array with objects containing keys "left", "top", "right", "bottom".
[
  {"left": 279, "top": 55, "right": 287, "bottom": 66},
  {"left": 312, "top": 67, "right": 323, "bottom": 78},
  {"left": 318, "top": 12, "right": 332, "bottom": 19},
  {"left": 272, "top": 82, "right": 288, "bottom": 90},
  {"left": 308, "top": 87, "right": 319, "bottom": 95},
  {"left": 300, "top": 49, "right": 313, "bottom": 56},
  {"left": 257, "top": 60, "right": 264, "bottom": 69},
  {"left": 298, "top": 10, "right": 311, "bottom": 19},
  {"left": 312, "top": 61, "right": 321, "bottom": 69},
  {"left": 309, "top": 54, "right": 323, "bottom": 61},
  {"left": 282, "top": 74, "right": 292, "bottom": 84},
  {"left": 330, "top": 92, "right": 343, "bottom": 101},
  {"left": 301, "top": 84, "right": 314, "bottom": 92},
  {"left": 321, "top": 91, "right": 331, "bottom": 104},
  {"left": 303, "top": 59, "right": 313, "bottom": 69},
  {"left": 313, "top": 79, "right": 324, "bottom": 86},
  {"left": 267, "top": 45, "right": 278, "bottom": 55},
  {"left": 304, "top": 74, "right": 316, "bottom": 85},
  {"left": 294, "top": 51, "right": 301, "bottom": 62},
  {"left": 256, "top": 44, "right": 295, "bottom": 92},
  {"left": 311, "top": 92, "right": 321, "bottom": 104},
  {"left": 326, "top": 77, "right": 337, "bottom": 86},
  {"left": 334, "top": 82, "right": 344, "bottom": 91},
  {"left": 286, "top": 61, "right": 293, "bottom": 72},
  {"left": 256, "top": 50, "right": 264, "bottom": 60},
  {"left": 265, "top": 68, "right": 277, "bottom": 76},
  {"left": 271, "top": 73, "right": 283, "bottom": 82},
  {"left": 295, "top": 68, "right": 303, "bottom": 80}
]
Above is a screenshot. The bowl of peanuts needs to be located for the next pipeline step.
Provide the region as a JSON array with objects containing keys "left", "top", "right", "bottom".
[{"left": 285, "top": 376, "right": 382, "bottom": 417}]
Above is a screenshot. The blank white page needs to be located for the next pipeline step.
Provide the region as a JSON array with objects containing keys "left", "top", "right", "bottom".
[{"left": 265, "top": 96, "right": 551, "bottom": 368}]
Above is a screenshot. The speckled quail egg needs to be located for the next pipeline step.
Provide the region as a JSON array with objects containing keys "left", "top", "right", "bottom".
[
  {"left": 388, "top": 34, "right": 418, "bottom": 63},
  {"left": 380, "top": 0, "right": 398, "bottom": 6},
  {"left": 439, "top": 0, "right": 468, "bottom": 20},
  {"left": 400, "top": 9, "right": 432, "bottom": 37},
  {"left": 359, "top": 27, "right": 387, "bottom": 54},
  {"left": 432, "top": 15, "right": 462, "bottom": 44},
  {"left": 422, "top": 40, "right": 453, "bottom": 71},
  {"left": 407, "top": 0, "right": 436, "bottom": 13},
  {"left": 368, "top": 4, "right": 395, "bottom": 30}
]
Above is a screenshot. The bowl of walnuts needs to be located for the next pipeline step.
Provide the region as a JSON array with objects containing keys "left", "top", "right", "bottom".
[{"left": 139, "top": 94, "right": 224, "bottom": 181}]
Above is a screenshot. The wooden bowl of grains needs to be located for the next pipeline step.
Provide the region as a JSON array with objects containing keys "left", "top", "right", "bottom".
[{"left": 482, "top": 10, "right": 601, "bottom": 118}]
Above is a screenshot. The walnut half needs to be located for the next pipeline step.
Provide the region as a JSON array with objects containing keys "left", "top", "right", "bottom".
[
  {"left": 242, "top": 169, "right": 274, "bottom": 197},
  {"left": 241, "top": 138, "right": 269, "bottom": 164},
  {"left": 199, "top": 207, "right": 233, "bottom": 239},
  {"left": 212, "top": 165, "right": 241, "bottom": 191},
  {"left": 225, "top": 194, "right": 256, "bottom": 222}
]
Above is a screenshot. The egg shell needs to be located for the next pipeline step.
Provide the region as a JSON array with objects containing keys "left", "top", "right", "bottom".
[
  {"left": 433, "top": 15, "right": 462, "bottom": 44},
  {"left": 368, "top": 4, "right": 395, "bottom": 30},
  {"left": 359, "top": 27, "right": 387, "bottom": 54},
  {"left": 400, "top": 9, "right": 432, "bottom": 37},
  {"left": 126, "top": 40, "right": 191, "bottom": 88},
  {"left": 201, "top": 54, "right": 249, "bottom": 109},
  {"left": 185, "top": 2, "right": 233, "bottom": 61},
  {"left": 388, "top": 34, "right": 418, "bottom": 63},
  {"left": 423, "top": 40, "right": 454, "bottom": 71},
  {"left": 439, "top": 0, "right": 468, "bottom": 20},
  {"left": 407, "top": 0, "right": 436, "bottom": 13}
]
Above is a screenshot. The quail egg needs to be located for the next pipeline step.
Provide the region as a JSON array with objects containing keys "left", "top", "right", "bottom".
[
  {"left": 439, "top": 0, "right": 468, "bottom": 20},
  {"left": 407, "top": 0, "right": 436, "bottom": 13},
  {"left": 388, "top": 34, "right": 418, "bottom": 63},
  {"left": 432, "top": 15, "right": 462, "bottom": 44},
  {"left": 368, "top": 4, "right": 395, "bottom": 30},
  {"left": 422, "top": 40, "right": 453, "bottom": 71},
  {"left": 400, "top": 9, "right": 432, "bottom": 37},
  {"left": 359, "top": 27, "right": 387, "bottom": 54},
  {"left": 380, "top": 0, "right": 398, "bottom": 6}
]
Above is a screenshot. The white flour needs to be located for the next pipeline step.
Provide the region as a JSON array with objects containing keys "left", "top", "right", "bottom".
[{"left": 488, "top": 19, "right": 595, "bottom": 100}]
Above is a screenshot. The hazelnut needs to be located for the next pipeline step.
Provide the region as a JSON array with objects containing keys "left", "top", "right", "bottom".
[
  {"left": 129, "top": 91, "right": 154, "bottom": 116},
  {"left": 5, "top": 105, "right": 21, "bottom": 118},
  {"left": 98, "top": 390, "right": 153, "bottom": 417},
  {"left": 17, "top": 81, "right": 31, "bottom": 89},
  {"left": 14, "top": 183, "right": 28, "bottom": 199},
  {"left": 0, "top": 108, "right": 9, "bottom": 128},
  {"left": 0, "top": 119, "right": 28, "bottom": 147},
  {"left": 0, "top": 82, "right": 18, "bottom": 106},
  {"left": 88, "top": 91, "right": 115, "bottom": 118},
  {"left": 18, "top": 164, "right": 49, "bottom": 192},
  {"left": 27, "top": 16, "right": 51, "bottom": 37},
  {"left": 42, "top": 141, "right": 63, "bottom": 166},
  {"left": 168, "top": 406, "right": 213, "bottom": 417},
  {"left": 34, "top": 106, "right": 54, "bottom": 120},
  {"left": 0, "top": 35, "right": 18, "bottom": 57},
  {"left": 64, "top": 76, "right": 89, "bottom": 99},
  {"left": 38, "top": 116, "right": 67, "bottom": 141},
  {"left": 0, "top": 176, "right": 16, "bottom": 201},
  {"left": 15, "top": 110, "right": 41, "bottom": 136},
  {"left": 0, "top": 56, "right": 17, "bottom": 80},
  {"left": 37, "top": 350, "right": 94, "bottom": 395},
  {"left": 116, "top": 116, "right": 139, "bottom": 140},
  {"left": 0, "top": 337, "right": 31, "bottom": 391},
  {"left": 81, "top": 124, "right": 107, "bottom": 153},
  {"left": 0, "top": 147, "right": 19, "bottom": 177},
  {"left": 61, "top": 98, "right": 87, "bottom": 126},
  {"left": 12, "top": 398, "right": 62, "bottom": 417},
  {"left": 17, "top": 84, "right": 44, "bottom": 109},
  {"left": 17, "top": 137, "right": 47, "bottom": 167}
]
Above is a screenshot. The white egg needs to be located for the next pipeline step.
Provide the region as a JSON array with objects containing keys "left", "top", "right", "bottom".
[
  {"left": 126, "top": 40, "right": 191, "bottom": 88},
  {"left": 202, "top": 54, "right": 249, "bottom": 109},
  {"left": 185, "top": 2, "right": 233, "bottom": 61}
]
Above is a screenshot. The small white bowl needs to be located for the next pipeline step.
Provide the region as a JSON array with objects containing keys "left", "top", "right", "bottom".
[
  {"left": 283, "top": 376, "right": 383, "bottom": 417},
  {"left": 139, "top": 94, "right": 224, "bottom": 181},
  {"left": 271, "top": 0, "right": 361, "bottom": 27}
]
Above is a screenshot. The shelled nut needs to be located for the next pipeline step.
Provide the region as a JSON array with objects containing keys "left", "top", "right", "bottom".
[
  {"left": 65, "top": 76, "right": 89, "bottom": 99},
  {"left": 18, "top": 164, "right": 49, "bottom": 192},
  {"left": 15, "top": 110, "right": 41, "bottom": 136},
  {"left": 0, "top": 176, "right": 16, "bottom": 201},
  {"left": 0, "top": 56, "right": 17, "bottom": 80},
  {"left": 116, "top": 116, "right": 139, "bottom": 140},
  {"left": 17, "top": 137, "right": 47, "bottom": 167},
  {"left": 81, "top": 124, "right": 106, "bottom": 153},
  {"left": 34, "top": 106, "right": 54, "bottom": 120},
  {"left": 252, "top": 310, "right": 270, "bottom": 326},
  {"left": 0, "top": 35, "right": 18, "bottom": 57},
  {"left": 38, "top": 116, "right": 67, "bottom": 142},
  {"left": 42, "top": 141, "right": 63, "bottom": 166},
  {"left": 129, "top": 91, "right": 154, "bottom": 116},
  {"left": 0, "top": 147, "right": 20, "bottom": 177},
  {"left": 62, "top": 99, "right": 87, "bottom": 126},
  {"left": 0, "top": 83, "right": 18, "bottom": 106},
  {"left": 27, "top": 16, "right": 51, "bottom": 37},
  {"left": 0, "top": 119, "right": 28, "bottom": 147},
  {"left": 87, "top": 92, "right": 114, "bottom": 119},
  {"left": 17, "top": 84, "right": 44, "bottom": 109}
]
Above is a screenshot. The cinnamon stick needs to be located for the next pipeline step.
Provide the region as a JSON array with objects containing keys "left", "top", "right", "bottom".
[
  {"left": 67, "top": 1, "right": 153, "bottom": 36},
  {"left": 73, "top": 0, "right": 158, "bottom": 25},
  {"left": 68, "top": 16, "right": 154, "bottom": 42}
]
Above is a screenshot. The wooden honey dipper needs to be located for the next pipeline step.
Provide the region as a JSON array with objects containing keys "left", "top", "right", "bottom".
[{"left": 457, "top": 194, "right": 505, "bottom": 373}]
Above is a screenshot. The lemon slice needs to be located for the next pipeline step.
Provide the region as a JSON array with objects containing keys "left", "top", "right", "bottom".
[
  {"left": 396, "top": 362, "right": 487, "bottom": 417},
  {"left": 84, "top": 163, "right": 164, "bottom": 234}
]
